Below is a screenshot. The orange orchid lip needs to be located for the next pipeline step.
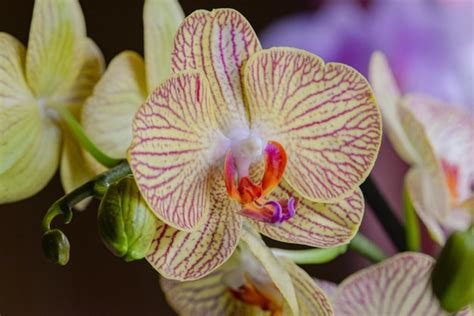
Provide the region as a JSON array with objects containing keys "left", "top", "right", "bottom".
[
  {"left": 224, "top": 140, "right": 296, "bottom": 224},
  {"left": 229, "top": 280, "right": 283, "bottom": 316}
]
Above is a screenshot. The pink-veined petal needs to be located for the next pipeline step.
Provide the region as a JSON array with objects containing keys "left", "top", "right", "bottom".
[
  {"left": 252, "top": 184, "right": 364, "bottom": 248},
  {"left": 369, "top": 51, "right": 420, "bottom": 164},
  {"left": 403, "top": 94, "right": 474, "bottom": 205},
  {"left": 313, "top": 279, "right": 337, "bottom": 302},
  {"left": 128, "top": 71, "right": 222, "bottom": 231},
  {"left": 26, "top": 0, "right": 86, "bottom": 98},
  {"left": 399, "top": 104, "right": 451, "bottom": 225},
  {"left": 171, "top": 9, "right": 261, "bottom": 133},
  {"left": 279, "top": 258, "right": 334, "bottom": 315},
  {"left": 245, "top": 47, "right": 381, "bottom": 203},
  {"left": 334, "top": 252, "right": 470, "bottom": 316},
  {"left": 147, "top": 169, "right": 241, "bottom": 281}
]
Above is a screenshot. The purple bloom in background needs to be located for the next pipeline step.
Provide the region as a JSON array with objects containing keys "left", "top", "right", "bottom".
[
  {"left": 261, "top": 0, "right": 474, "bottom": 108},
  {"left": 261, "top": 0, "right": 474, "bottom": 260}
]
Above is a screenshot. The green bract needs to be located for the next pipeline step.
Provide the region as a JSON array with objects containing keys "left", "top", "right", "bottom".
[
  {"left": 98, "top": 176, "right": 158, "bottom": 262},
  {"left": 432, "top": 227, "right": 474, "bottom": 312}
]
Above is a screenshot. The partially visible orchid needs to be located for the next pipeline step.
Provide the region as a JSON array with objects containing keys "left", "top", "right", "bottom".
[
  {"left": 370, "top": 52, "right": 474, "bottom": 244},
  {"left": 0, "top": 0, "right": 104, "bottom": 203},
  {"left": 261, "top": 0, "right": 474, "bottom": 109},
  {"left": 327, "top": 252, "right": 472, "bottom": 315},
  {"left": 127, "top": 8, "right": 381, "bottom": 279},
  {"left": 81, "top": 0, "right": 184, "bottom": 174},
  {"left": 161, "top": 225, "right": 333, "bottom": 316}
]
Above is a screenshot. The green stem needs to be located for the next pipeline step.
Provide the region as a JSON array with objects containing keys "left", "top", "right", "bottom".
[
  {"left": 58, "top": 107, "right": 122, "bottom": 168},
  {"left": 349, "top": 234, "right": 388, "bottom": 263},
  {"left": 404, "top": 186, "right": 421, "bottom": 251},
  {"left": 41, "top": 161, "right": 132, "bottom": 265},
  {"left": 271, "top": 245, "right": 348, "bottom": 264}
]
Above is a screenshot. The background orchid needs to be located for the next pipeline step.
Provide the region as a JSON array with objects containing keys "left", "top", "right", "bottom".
[
  {"left": 329, "top": 252, "right": 472, "bottom": 316},
  {"left": 0, "top": 0, "right": 104, "bottom": 203},
  {"left": 370, "top": 52, "right": 474, "bottom": 245},
  {"left": 161, "top": 225, "right": 334, "bottom": 316},
  {"left": 128, "top": 8, "right": 382, "bottom": 269},
  {"left": 81, "top": 0, "right": 184, "bottom": 175}
]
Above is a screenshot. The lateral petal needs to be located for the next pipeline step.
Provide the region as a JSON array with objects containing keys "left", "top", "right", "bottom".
[
  {"left": 245, "top": 47, "right": 381, "bottom": 202},
  {"left": 128, "top": 71, "right": 222, "bottom": 231}
]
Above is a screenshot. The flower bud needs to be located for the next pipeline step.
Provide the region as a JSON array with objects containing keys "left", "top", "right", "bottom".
[
  {"left": 431, "top": 227, "right": 474, "bottom": 312},
  {"left": 98, "top": 176, "right": 158, "bottom": 262},
  {"left": 42, "top": 229, "right": 70, "bottom": 266}
]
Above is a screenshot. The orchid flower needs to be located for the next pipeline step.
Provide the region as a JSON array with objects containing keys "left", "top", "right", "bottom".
[
  {"left": 160, "top": 225, "right": 334, "bottom": 316},
  {"left": 0, "top": 0, "right": 104, "bottom": 203},
  {"left": 326, "top": 252, "right": 472, "bottom": 316},
  {"left": 126, "top": 8, "right": 381, "bottom": 279},
  {"left": 80, "top": 0, "right": 184, "bottom": 174},
  {"left": 370, "top": 52, "right": 473, "bottom": 244}
]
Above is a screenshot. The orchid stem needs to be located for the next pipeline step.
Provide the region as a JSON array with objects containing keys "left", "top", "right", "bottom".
[
  {"left": 360, "top": 176, "right": 406, "bottom": 251},
  {"left": 41, "top": 160, "right": 132, "bottom": 265},
  {"left": 271, "top": 245, "right": 348, "bottom": 264},
  {"left": 58, "top": 107, "right": 122, "bottom": 169},
  {"left": 349, "top": 234, "right": 388, "bottom": 263},
  {"left": 403, "top": 186, "right": 421, "bottom": 251}
]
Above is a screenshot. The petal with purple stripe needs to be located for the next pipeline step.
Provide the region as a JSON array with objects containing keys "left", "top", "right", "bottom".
[
  {"left": 334, "top": 252, "right": 471, "bottom": 316},
  {"left": 128, "top": 71, "right": 222, "bottom": 231},
  {"left": 147, "top": 169, "right": 241, "bottom": 281},
  {"left": 245, "top": 48, "right": 381, "bottom": 203},
  {"left": 251, "top": 182, "right": 364, "bottom": 248},
  {"left": 171, "top": 9, "right": 261, "bottom": 133}
]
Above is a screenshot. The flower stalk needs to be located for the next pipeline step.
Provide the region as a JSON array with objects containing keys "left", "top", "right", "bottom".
[
  {"left": 360, "top": 176, "right": 406, "bottom": 251},
  {"left": 348, "top": 234, "right": 388, "bottom": 263},
  {"left": 403, "top": 186, "right": 421, "bottom": 251},
  {"left": 57, "top": 107, "right": 122, "bottom": 169}
]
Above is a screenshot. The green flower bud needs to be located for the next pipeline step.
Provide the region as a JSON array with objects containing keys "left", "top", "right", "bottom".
[
  {"left": 42, "top": 229, "right": 70, "bottom": 266},
  {"left": 431, "top": 227, "right": 474, "bottom": 312},
  {"left": 98, "top": 176, "right": 158, "bottom": 262}
]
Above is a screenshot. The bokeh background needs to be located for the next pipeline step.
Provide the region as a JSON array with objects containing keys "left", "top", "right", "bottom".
[{"left": 1, "top": 0, "right": 472, "bottom": 315}]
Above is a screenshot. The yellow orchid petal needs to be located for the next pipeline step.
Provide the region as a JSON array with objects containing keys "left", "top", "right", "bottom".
[
  {"left": 279, "top": 257, "right": 334, "bottom": 315},
  {"left": 0, "top": 33, "right": 36, "bottom": 174},
  {"left": 82, "top": 51, "right": 147, "bottom": 173},
  {"left": 0, "top": 115, "right": 61, "bottom": 202},
  {"left": 240, "top": 224, "right": 299, "bottom": 316},
  {"left": 314, "top": 279, "right": 337, "bottom": 302},
  {"left": 26, "top": 0, "right": 86, "bottom": 98},
  {"left": 403, "top": 94, "right": 474, "bottom": 207},
  {"left": 405, "top": 168, "right": 446, "bottom": 245},
  {"left": 147, "top": 169, "right": 241, "bottom": 281},
  {"left": 399, "top": 103, "right": 451, "bottom": 225},
  {"left": 56, "top": 38, "right": 105, "bottom": 107},
  {"left": 245, "top": 47, "right": 381, "bottom": 203},
  {"left": 143, "top": 0, "right": 184, "bottom": 92},
  {"left": 252, "top": 183, "right": 364, "bottom": 248},
  {"left": 171, "top": 9, "right": 261, "bottom": 133},
  {"left": 128, "top": 71, "right": 222, "bottom": 231},
  {"left": 334, "top": 252, "right": 455, "bottom": 316},
  {"left": 369, "top": 52, "right": 419, "bottom": 164}
]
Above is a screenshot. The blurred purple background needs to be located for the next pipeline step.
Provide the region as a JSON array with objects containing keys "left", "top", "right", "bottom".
[{"left": 1, "top": 0, "right": 472, "bottom": 314}]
